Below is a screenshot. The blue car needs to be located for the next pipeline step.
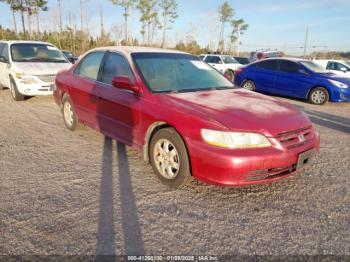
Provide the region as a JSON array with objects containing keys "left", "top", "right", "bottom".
[{"left": 234, "top": 58, "right": 350, "bottom": 105}]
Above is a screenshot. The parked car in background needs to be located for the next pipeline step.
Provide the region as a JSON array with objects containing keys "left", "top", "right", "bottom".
[
  {"left": 233, "top": 56, "right": 250, "bottom": 65},
  {"left": 250, "top": 50, "right": 281, "bottom": 63},
  {"left": 313, "top": 59, "right": 350, "bottom": 76},
  {"left": 200, "top": 54, "right": 241, "bottom": 81},
  {"left": 0, "top": 40, "right": 70, "bottom": 101},
  {"left": 235, "top": 58, "right": 350, "bottom": 105},
  {"left": 62, "top": 50, "right": 78, "bottom": 64},
  {"left": 54, "top": 47, "right": 319, "bottom": 188}
]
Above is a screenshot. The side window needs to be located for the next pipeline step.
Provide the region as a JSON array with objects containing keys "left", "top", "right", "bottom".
[
  {"left": 204, "top": 56, "right": 214, "bottom": 63},
  {"left": 326, "top": 62, "right": 335, "bottom": 70},
  {"left": 100, "top": 53, "right": 134, "bottom": 85},
  {"left": 0, "top": 43, "right": 9, "bottom": 62},
  {"left": 256, "top": 60, "right": 278, "bottom": 71},
  {"left": 75, "top": 52, "right": 105, "bottom": 80},
  {"left": 212, "top": 56, "right": 222, "bottom": 64},
  {"left": 279, "top": 60, "right": 300, "bottom": 73}
]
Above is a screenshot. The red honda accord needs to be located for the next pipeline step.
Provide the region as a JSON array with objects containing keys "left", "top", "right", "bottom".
[{"left": 54, "top": 47, "right": 320, "bottom": 188}]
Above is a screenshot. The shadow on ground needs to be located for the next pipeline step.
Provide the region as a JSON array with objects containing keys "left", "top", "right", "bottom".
[{"left": 95, "top": 137, "right": 145, "bottom": 258}]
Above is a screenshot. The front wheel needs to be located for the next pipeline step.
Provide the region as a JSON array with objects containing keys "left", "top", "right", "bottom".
[
  {"left": 224, "top": 70, "right": 235, "bottom": 82},
  {"left": 10, "top": 79, "right": 24, "bottom": 101},
  {"left": 309, "top": 87, "right": 329, "bottom": 105},
  {"left": 150, "top": 128, "right": 192, "bottom": 189}
]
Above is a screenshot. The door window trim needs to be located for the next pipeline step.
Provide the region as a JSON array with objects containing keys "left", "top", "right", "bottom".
[{"left": 73, "top": 51, "right": 106, "bottom": 81}]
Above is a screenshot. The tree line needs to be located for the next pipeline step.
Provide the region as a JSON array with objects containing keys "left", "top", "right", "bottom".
[{"left": 0, "top": 0, "right": 248, "bottom": 55}]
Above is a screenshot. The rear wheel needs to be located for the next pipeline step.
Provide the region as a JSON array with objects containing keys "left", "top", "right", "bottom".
[
  {"left": 241, "top": 80, "right": 256, "bottom": 91},
  {"left": 150, "top": 128, "right": 192, "bottom": 189},
  {"left": 62, "top": 95, "right": 78, "bottom": 130},
  {"left": 10, "top": 79, "right": 24, "bottom": 101},
  {"left": 309, "top": 87, "right": 329, "bottom": 105}
]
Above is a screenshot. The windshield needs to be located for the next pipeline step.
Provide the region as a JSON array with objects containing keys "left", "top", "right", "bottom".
[
  {"left": 132, "top": 53, "right": 234, "bottom": 93},
  {"left": 223, "top": 56, "right": 238, "bottom": 64},
  {"left": 11, "top": 43, "right": 68, "bottom": 63},
  {"left": 300, "top": 61, "right": 328, "bottom": 73}
]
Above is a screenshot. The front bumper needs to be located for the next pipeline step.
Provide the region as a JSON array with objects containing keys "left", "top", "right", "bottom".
[
  {"left": 16, "top": 80, "right": 55, "bottom": 96},
  {"left": 187, "top": 132, "right": 320, "bottom": 187},
  {"left": 331, "top": 87, "right": 350, "bottom": 102}
]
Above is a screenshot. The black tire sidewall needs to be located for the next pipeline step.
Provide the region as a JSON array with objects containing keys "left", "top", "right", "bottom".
[
  {"left": 10, "top": 79, "right": 24, "bottom": 101},
  {"left": 62, "top": 95, "right": 78, "bottom": 131},
  {"left": 149, "top": 128, "right": 191, "bottom": 189},
  {"left": 309, "top": 87, "right": 329, "bottom": 105}
]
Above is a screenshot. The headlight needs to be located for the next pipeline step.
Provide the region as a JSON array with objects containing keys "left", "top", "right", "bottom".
[
  {"left": 201, "top": 129, "right": 272, "bottom": 149},
  {"left": 15, "top": 73, "right": 38, "bottom": 84},
  {"left": 329, "top": 79, "right": 348, "bottom": 89}
]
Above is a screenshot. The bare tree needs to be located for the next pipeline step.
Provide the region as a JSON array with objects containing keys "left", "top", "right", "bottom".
[
  {"left": 218, "top": 1, "right": 234, "bottom": 52},
  {"left": 110, "top": 0, "right": 137, "bottom": 43},
  {"left": 159, "top": 0, "right": 178, "bottom": 48},
  {"left": 230, "top": 18, "right": 248, "bottom": 56},
  {"left": 137, "top": 0, "right": 158, "bottom": 46}
]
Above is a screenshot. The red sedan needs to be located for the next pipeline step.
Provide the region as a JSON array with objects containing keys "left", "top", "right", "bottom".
[{"left": 54, "top": 47, "right": 320, "bottom": 188}]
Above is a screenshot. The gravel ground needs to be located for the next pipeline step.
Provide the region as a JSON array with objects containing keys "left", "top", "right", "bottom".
[{"left": 0, "top": 89, "right": 349, "bottom": 258}]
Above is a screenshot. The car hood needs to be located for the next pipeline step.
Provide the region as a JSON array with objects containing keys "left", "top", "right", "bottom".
[
  {"left": 162, "top": 89, "right": 311, "bottom": 137},
  {"left": 315, "top": 72, "right": 350, "bottom": 84},
  {"left": 12, "top": 62, "right": 71, "bottom": 75}
]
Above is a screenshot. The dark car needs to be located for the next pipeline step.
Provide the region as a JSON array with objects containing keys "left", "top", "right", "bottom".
[
  {"left": 234, "top": 58, "right": 350, "bottom": 105},
  {"left": 62, "top": 50, "right": 78, "bottom": 64},
  {"left": 234, "top": 56, "right": 250, "bottom": 65}
]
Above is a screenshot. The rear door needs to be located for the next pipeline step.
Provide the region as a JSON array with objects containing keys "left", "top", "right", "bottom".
[
  {"left": 252, "top": 59, "right": 279, "bottom": 93},
  {"left": 274, "top": 60, "right": 311, "bottom": 98},
  {"left": 70, "top": 51, "right": 105, "bottom": 130},
  {"left": 95, "top": 52, "right": 141, "bottom": 146}
]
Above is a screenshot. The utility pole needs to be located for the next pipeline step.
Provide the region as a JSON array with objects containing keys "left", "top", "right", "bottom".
[
  {"left": 303, "top": 27, "right": 309, "bottom": 58},
  {"left": 58, "top": 0, "right": 63, "bottom": 33}
]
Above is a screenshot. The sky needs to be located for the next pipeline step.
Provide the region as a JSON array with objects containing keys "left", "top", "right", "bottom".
[{"left": 0, "top": 0, "right": 350, "bottom": 55}]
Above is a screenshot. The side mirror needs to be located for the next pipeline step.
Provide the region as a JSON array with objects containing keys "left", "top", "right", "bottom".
[
  {"left": 0, "top": 56, "right": 9, "bottom": 63},
  {"left": 298, "top": 69, "right": 309, "bottom": 75},
  {"left": 217, "top": 60, "right": 223, "bottom": 64},
  {"left": 68, "top": 57, "right": 75, "bottom": 64},
  {"left": 112, "top": 76, "right": 141, "bottom": 95},
  {"left": 340, "top": 67, "right": 347, "bottom": 73}
]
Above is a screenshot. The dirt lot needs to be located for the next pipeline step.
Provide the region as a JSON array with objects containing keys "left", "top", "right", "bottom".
[{"left": 0, "top": 89, "right": 349, "bottom": 258}]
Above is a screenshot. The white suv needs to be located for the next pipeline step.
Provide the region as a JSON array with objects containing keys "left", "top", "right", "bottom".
[
  {"left": 0, "top": 41, "right": 71, "bottom": 101},
  {"left": 313, "top": 59, "right": 350, "bottom": 77},
  {"left": 200, "top": 54, "right": 241, "bottom": 81}
]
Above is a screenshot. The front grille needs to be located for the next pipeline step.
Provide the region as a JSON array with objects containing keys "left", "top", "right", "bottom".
[
  {"left": 275, "top": 126, "right": 313, "bottom": 149},
  {"left": 247, "top": 164, "right": 297, "bottom": 181},
  {"left": 36, "top": 74, "right": 56, "bottom": 83}
]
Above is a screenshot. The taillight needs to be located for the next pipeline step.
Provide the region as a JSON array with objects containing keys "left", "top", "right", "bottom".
[{"left": 236, "top": 67, "right": 243, "bottom": 74}]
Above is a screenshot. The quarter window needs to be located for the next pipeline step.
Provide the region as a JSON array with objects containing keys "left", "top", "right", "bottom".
[
  {"left": 75, "top": 52, "right": 105, "bottom": 80},
  {"left": 100, "top": 53, "right": 135, "bottom": 85}
]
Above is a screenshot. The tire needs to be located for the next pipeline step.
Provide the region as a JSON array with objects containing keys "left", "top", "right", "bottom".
[
  {"left": 10, "top": 79, "right": 24, "bottom": 101},
  {"left": 149, "top": 128, "right": 192, "bottom": 189},
  {"left": 241, "top": 80, "right": 256, "bottom": 91},
  {"left": 61, "top": 94, "right": 79, "bottom": 131},
  {"left": 309, "top": 87, "right": 329, "bottom": 105},
  {"left": 224, "top": 70, "right": 235, "bottom": 82},
  {"left": 0, "top": 83, "right": 4, "bottom": 90}
]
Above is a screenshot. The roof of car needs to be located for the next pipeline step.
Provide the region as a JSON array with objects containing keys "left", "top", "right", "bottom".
[
  {"left": 0, "top": 40, "right": 55, "bottom": 45},
  {"left": 264, "top": 57, "right": 308, "bottom": 62},
  {"left": 90, "top": 46, "right": 188, "bottom": 55}
]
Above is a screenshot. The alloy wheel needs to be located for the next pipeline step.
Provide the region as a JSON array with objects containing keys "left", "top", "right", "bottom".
[
  {"left": 311, "top": 90, "right": 326, "bottom": 104},
  {"left": 63, "top": 101, "right": 74, "bottom": 127}
]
